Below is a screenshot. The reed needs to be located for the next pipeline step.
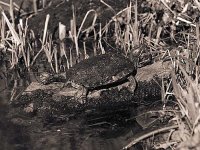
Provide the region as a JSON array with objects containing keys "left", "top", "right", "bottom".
[
  {"left": 9, "top": 0, "right": 14, "bottom": 27},
  {"left": 33, "top": 0, "right": 38, "bottom": 14},
  {"left": 69, "top": 6, "right": 97, "bottom": 61},
  {"left": 59, "top": 22, "right": 69, "bottom": 70},
  {"left": 1, "top": 1, "right": 200, "bottom": 148}
]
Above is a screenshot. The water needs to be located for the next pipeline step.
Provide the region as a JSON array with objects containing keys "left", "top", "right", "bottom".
[{"left": 0, "top": 75, "right": 143, "bottom": 150}]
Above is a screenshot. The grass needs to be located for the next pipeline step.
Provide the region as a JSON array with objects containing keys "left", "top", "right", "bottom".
[{"left": 1, "top": 0, "right": 200, "bottom": 149}]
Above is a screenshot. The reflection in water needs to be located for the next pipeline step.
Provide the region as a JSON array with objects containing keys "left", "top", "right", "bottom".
[
  {"left": 0, "top": 72, "right": 31, "bottom": 150},
  {"left": 0, "top": 79, "right": 10, "bottom": 105},
  {"left": 0, "top": 71, "right": 142, "bottom": 150}
]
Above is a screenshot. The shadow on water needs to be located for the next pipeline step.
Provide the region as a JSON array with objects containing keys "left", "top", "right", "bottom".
[
  {"left": 0, "top": 71, "right": 144, "bottom": 150},
  {"left": 0, "top": 88, "right": 31, "bottom": 150}
]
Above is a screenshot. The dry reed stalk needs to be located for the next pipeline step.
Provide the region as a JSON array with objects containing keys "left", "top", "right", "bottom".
[
  {"left": 160, "top": 0, "right": 175, "bottom": 15},
  {"left": 71, "top": 5, "right": 79, "bottom": 60},
  {"left": 100, "top": 0, "right": 115, "bottom": 14},
  {"left": 77, "top": 9, "right": 97, "bottom": 37},
  {"left": 31, "top": 46, "right": 44, "bottom": 66},
  {"left": 43, "top": 34, "right": 56, "bottom": 72},
  {"left": 69, "top": 46, "right": 72, "bottom": 67},
  {"left": 53, "top": 46, "right": 58, "bottom": 73},
  {"left": 111, "top": 1, "right": 141, "bottom": 58},
  {"left": 70, "top": 8, "right": 98, "bottom": 59},
  {"left": 59, "top": 22, "right": 69, "bottom": 70},
  {"left": 101, "top": 6, "right": 134, "bottom": 35},
  {"left": 83, "top": 41, "right": 89, "bottom": 59},
  {"left": 93, "top": 40, "right": 97, "bottom": 56},
  {"left": 2, "top": 11, "right": 20, "bottom": 45},
  {"left": 19, "top": 18, "right": 35, "bottom": 70},
  {"left": 124, "top": 3, "right": 131, "bottom": 54},
  {"left": 130, "top": 1, "right": 142, "bottom": 58},
  {"left": 42, "top": 0, "right": 46, "bottom": 8},
  {"left": 133, "top": 1, "right": 139, "bottom": 46},
  {"left": 42, "top": 14, "right": 50, "bottom": 45},
  {"left": 147, "top": 20, "right": 153, "bottom": 45},
  {"left": 155, "top": 26, "right": 162, "bottom": 45},
  {"left": 33, "top": 0, "right": 38, "bottom": 14},
  {"left": 98, "top": 23, "right": 105, "bottom": 54},
  {"left": 9, "top": 0, "right": 14, "bottom": 27},
  {"left": 18, "top": 23, "right": 28, "bottom": 67},
  {"left": 0, "top": 12, "right": 5, "bottom": 46},
  {"left": 177, "top": 16, "right": 196, "bottom": 27},
  {"left": 0, "top": 1, "right": 22, "bottom": 12},
  {"left": 196, "top": 22, "right": 200, "bottom": 46},
  {"left": 123, "top": 125, "right": 179, "bottom": 149},
  {"left": 78, "top": 9, "right": 98, "bottom": 57},
  {"left": 114, "top": 20, "right": 120, "bottom": 46},
  {"left": 72, "top": 6, "right": 79, "bottom": 56}
]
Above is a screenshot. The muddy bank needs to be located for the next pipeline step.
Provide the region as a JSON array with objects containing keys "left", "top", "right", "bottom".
[{"left": 10, "top": 61, "right": 169, "bottom": 118}]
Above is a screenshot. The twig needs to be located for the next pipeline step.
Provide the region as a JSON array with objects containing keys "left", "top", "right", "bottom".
[
  {"left": 101, "top": 6, "right": 134, "bottom": 35},
  {"left": 160, "top": 0, "right": 176, "bottom": 16},
  {"left": 100, "top": 0, "right": 116, "bottom": 14},
  {"left": 123, "top": 125, "right": 178, "bottom": 150},
  {"left": 77, "top": 9, "right": 97, "bottom": 37},
  {"left": 177, "top": 16, "right": 196, "bottom": 27}
]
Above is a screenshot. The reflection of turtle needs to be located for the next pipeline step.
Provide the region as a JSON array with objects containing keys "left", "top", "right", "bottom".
[{"left": 65, "top": 52, "right": 138, "bottom": 101}]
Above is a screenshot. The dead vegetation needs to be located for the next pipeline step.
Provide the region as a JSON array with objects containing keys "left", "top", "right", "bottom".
[{"left": 1, "top": 0, "right": 200, "bottom": 149}]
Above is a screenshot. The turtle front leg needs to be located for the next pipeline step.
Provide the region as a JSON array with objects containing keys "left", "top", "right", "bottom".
[
  {"left": 127, "top": 75, "right": 137, "bottom": 94},
  {"left": 116, "top": 76, "right": 137, "bottom": 94}
]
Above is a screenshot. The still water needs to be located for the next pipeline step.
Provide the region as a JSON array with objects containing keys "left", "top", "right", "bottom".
[{"left": 0, "top": 75, "right": 142, "bottom": 150}]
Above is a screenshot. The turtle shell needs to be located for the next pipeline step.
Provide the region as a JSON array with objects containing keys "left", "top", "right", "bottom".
[{"left": 66, "top": 52, "right": 137, "bottom": 89}]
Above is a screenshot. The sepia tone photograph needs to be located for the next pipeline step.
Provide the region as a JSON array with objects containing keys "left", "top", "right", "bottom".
[{"left": 0, "top": 0, "right": 199, "bottom": 149}]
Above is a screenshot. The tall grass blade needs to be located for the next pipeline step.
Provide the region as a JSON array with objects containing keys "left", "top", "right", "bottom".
[
  {"left": 42, "top": 14, "right": 50, "bottom": 45},
  {"left": 9, "top": 0, "right": 14, "bottom": 27},
  {"left": 2, "top": 11, "right": 21, "bottom": 45}
]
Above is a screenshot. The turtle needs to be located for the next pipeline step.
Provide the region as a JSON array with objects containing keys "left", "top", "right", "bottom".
[{"left": 64, "top": 52, "right": 138, "bottom": 102}]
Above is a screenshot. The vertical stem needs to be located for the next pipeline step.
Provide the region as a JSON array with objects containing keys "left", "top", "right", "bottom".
[
  {"left": 33, "top": 0, "right": 38, "bottom": 14},
  {"left": 9, "top": 0, "right": 15, "bottom": 27}
]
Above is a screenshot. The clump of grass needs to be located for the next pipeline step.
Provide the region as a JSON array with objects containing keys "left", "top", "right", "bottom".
[
  {"left": 170, "top": 44, "right": 200, "bottom": 149},
  {"left": 0, "top": 8, "right": 39, "bottom": 100},
  {"left": 69, "top": 6, "right": 97, "bottom": 61},
  {"left": 120, "top": 0, "right": 200, "bottom": 149},
  {"left": 1, "top": 11, "right": 36, "bottom": 70},
  {"left": 102, "top": 1, "right": 142, "bottom": 59}
]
